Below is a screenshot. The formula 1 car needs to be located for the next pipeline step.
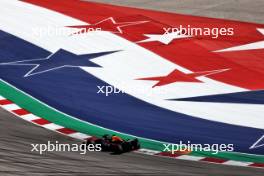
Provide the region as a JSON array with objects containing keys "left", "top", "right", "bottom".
[{"left": 82, "top": 135, "right": 140, "bottom": 154}]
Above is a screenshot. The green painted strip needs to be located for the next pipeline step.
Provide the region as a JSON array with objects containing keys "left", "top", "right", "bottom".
[{"left": 0, "top": 80, "right": 263, "bottom": 163}]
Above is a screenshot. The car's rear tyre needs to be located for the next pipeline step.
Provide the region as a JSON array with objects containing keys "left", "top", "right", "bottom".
[{"left": 114, "top": 144, "right": 124, "bottom": 154}]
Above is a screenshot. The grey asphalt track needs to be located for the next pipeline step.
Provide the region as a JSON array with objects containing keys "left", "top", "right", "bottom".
[
  {"left": 87, "top": 0, "right": 264, "bottom": 24},
  {"left": 1, "top": 109, "right": 264, "bottom": 176},
  {"left": 1, "top": 0, "right": 264, "bottom": 175}
]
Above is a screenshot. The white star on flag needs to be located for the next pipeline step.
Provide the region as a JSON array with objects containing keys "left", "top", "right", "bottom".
[
  {"left": 137, "top": 30, "right": 192, "bottom": 45},
  {"left": 249, "top": 135, "right": 264, "bottom": 149},
  {"left": 215, "top": 28, "right": 264, "bottom": 52},
  {"left": 68, "top": 17, "right": 149, "bottom": 34}
]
